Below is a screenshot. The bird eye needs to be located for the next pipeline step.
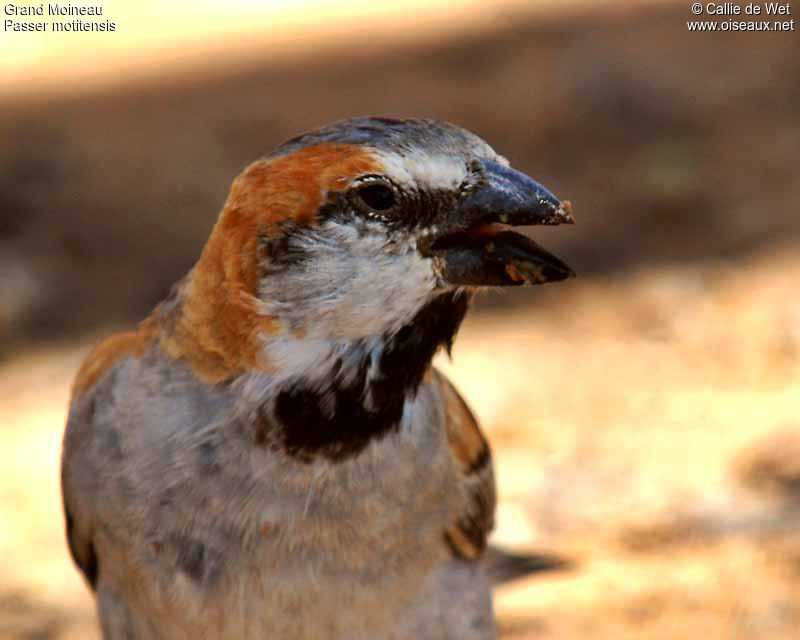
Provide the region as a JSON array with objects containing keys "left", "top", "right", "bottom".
[{"left": 355, "top": 183, "right": 396, "bottom": 212}]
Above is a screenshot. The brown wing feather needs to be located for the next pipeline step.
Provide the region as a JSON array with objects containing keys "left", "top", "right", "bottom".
[{"left": 434, "top": 370, "right": 496, "bottom": 560}]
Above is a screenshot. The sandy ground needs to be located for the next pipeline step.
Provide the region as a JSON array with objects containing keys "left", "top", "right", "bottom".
[{"left": 2, "top": 247, "right": 799, "bottom": 639}]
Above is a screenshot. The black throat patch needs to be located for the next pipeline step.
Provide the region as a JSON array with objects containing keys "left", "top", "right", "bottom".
[{"left": 262, "top": 291, "right": 470, "bottom": 462}]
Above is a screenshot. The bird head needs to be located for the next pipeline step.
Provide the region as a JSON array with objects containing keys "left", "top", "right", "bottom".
[{"left": 172, "top": 118, "right": 574, "bottom": 382}]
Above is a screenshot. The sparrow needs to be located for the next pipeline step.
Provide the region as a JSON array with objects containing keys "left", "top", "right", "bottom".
[{"left": 61, "top": 117, "right": 574, "bottom": 639}]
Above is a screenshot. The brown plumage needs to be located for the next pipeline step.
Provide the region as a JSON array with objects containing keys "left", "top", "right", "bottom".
[{"left": 62, "top": 117, "right": 574, "bottom": 639}]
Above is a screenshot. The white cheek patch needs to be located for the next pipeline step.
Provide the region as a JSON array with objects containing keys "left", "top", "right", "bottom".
[
  {"left": 247, "top": 219, "right": 439, "bottom": 403},
  {"left": 371, "top": 148, "right": 469, "bottom": 193},
  {"left": 258, "top": 221, "right": 439, "bottom": 341}
]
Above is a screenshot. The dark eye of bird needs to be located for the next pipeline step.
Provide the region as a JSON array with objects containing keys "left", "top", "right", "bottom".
[{"left": 356, "top": 184, "right": 396, "bottom": 212}]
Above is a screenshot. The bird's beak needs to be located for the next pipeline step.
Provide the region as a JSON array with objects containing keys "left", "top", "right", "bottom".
[{"left": 421, "top": 160, "right": 575, "bottom": 287}]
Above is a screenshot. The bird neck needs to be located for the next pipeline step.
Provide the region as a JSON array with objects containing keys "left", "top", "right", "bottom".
[
  {"left": 150, "top": 268, "right": 470, "bottom": 462},
  {"left": 245, "top": 290, "right": 471, "bottom": 462}
]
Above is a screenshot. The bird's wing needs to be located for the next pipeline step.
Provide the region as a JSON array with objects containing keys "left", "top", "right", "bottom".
[
  {"left": 433, "top": 369, "right": 496, "bottom": 560},
  {"left": 62, "top": 389, "right": 101, "bottom": 591},
  {"left": 61, "top": 330, "right": 154, "bottom": 591},
  {"left": 433, "top": 370, "right": 575, "bottom": 585}
]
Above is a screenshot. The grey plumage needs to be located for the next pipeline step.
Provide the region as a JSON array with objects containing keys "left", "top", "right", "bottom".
[{"left": 61, "top": 118, "right": 574, "bottom": 639}]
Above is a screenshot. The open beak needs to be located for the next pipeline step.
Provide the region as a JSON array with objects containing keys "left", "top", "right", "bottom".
[{"left": 421, "top": 160, "right": 575, "bottom": 287}]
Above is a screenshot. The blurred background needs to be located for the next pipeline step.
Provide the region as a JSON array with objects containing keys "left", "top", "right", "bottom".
[{"left": 1, "top": 0, "right": 799, "bottom": 638}]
